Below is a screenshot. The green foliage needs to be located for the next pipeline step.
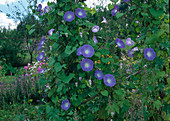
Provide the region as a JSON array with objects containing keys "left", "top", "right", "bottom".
[{"left": 31, "top": 0, "right": 169, "bottom": 120}]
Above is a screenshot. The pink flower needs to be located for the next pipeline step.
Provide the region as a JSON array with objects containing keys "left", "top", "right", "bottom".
[
  {"left": 0, "top": 66, "right": 2, "bottom": 69},
  {"left": 24, "top": 66, "right": 28, "bottom": 71},
  {"left": 37, "top": 66, "right": 41, "bottom": 72},
  {"left": 45, "top": 63, "right": 47, "bottom": 66}
]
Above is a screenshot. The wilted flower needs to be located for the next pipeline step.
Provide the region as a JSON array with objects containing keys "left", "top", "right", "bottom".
[
  {"left": 115, "top": 38, "right": 125, "bottom": 48},
  {"left": 136, "top": 21, "right": 139, "bottom": 23},
  {"left": 126, "top": 38, "right": 135, "bottom": 46},
  {"left": 111, "top": 5, "right": 119, "bottom": 16},
  {"left": 63, "top": 11, "right": 75, "bottom": 22},
  {"left": 95, "top": 70, "right": 104, "bottom": 80},
  {"left": 38, "top": 37, "right": 45, "bottom": 50},
  {"left": 81, "top": 59, "right": 93, "bottom": 71},
  {"left": 144, "top": 64, "right": 147, "bottom": 67},
  {"left": 75, "top": 8, "right": 86, "bottom": 18},
  {"left": 65, "top": 33, "right": 68, "bottom": 37},
  {"left": 104, "top": 74, "right": 116, "bottom": 87},
  {"left": 37, "top": 52, "right": 44, "bottom": 61},
  {"left": 92, "top": 25, "right": 100, "bottom": 33},
  {"left": 81, "top": 44, "right": 94, "bottom": 57},
  {"left": 93, "top": 36, "right": 98, "bottom": 44},
  {"left": 132, "top": 47, "right": 139, "bottom": 52},
  {"left": 101, "top": 17, "right": 107, "bottom": 24},
  {"left": 144, "top": 48, "right": 156, "bottom": 61},
  {"left": 61, "top": 99, "right": 71, "bottom": 110},
  {"left": 128, "top": 49, "right": 134, "bottom": 57},
  {"left": 48, "top": 29, "right": 55, "bottom": 36}
]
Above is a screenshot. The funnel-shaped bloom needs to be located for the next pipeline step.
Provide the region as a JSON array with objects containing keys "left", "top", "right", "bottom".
[
  {"left": 77, "top": 46, "right": 83, "bottom": 56},
  {"left": 92, "top": 25, "right": 100, "bottom": 33},
  {"left": 95, "top": 70, "right": 104, "bottom": 80},
  {"left": 38, "top": 37, "right": 46, "bottom": 50},
  {"left": 37, "top": 52, "right": 44, "bottom": 61},
  {"left": 111, "top": 5, "right": 119, "bottom": 16},
  {"left": 126, "top": 38, "right": 135, "bottom": 46},
  {"left": 81, "top": 59, "right": 93, "bottom": 71},
  {"left": 75, "top": 8, "right": 86, "bottom": 18},
  {"left": 104, "top": 74, "right": 116, "bottom": 87},
  {"left": 63, "top": 11, "right": 75, "bottom": 22},
  {"left": 144, "top": 48, "right": 156, "bottom": 61},
  {"left": 101, "top": 17, "right": 107, "bottom": 24},
  {"left": 61, "top": 99, "right": 70, "bottom": 110},
  {"left": 128, "top": 49, "right": 134, "bottom": 57},
  {"left": 93, "top": 36, "right": 98, "bottom": 44},
  {"left": 115, "top": 38, "right": 125, "bottom": 49},
  {"left": 48, "top": 29, "right": 55, "bottom": 36},
  {"left": 81, "top": 44, "right": 94, "bottom": 57},
  {"left": 37, "top": 4, "right": 42, "bottom": 12}
]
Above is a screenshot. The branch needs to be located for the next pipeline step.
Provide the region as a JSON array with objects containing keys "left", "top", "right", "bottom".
[{"left": 77, "top": 90, "right": 101, "bottom": 107}]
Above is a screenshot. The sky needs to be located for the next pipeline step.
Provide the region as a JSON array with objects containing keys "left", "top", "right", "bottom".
[{"left": 0, "top": 0, "right": 120, "bottom": 30}]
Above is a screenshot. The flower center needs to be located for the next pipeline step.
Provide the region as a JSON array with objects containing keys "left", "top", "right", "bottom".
[
  {"left": 40, "top": 55, "right": 43, "bottom": 59},
  {"left": 65, "top": 103, "right": 69, "bottom": 107},
  {"left": 147, "top": 52, "right": 151, "bottom": 57},
  {"left": 117, "top": 42, "right": 121, "bottom": 46},
  {"left": 68, "top": 15, "right": 71, "bottom": 19},
  {"left": 85, "top": 50, "right": 89, "bottom": 54},
  {"left": 85, "top": 63, "right": 89, "bottom": 67},
  {"left": 78, "top": 12, "right": 82, "bottom": 16},
  {"left": 107, "top": 79, "right": 111, "bottom": 83},
  {"left": 97, "top": 74, "right": 100, "bottom": 77},
  {"left": 114, "top": 9, "right": 117, "bottom": 13}
]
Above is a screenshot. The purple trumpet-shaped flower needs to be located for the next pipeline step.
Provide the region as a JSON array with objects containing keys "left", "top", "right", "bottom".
[
  {"left": 48, "top": 29, "right": 55, "bottom": 36},
  {"left": 92, "top": 25, "right": 100, "bottom": 33},
  {"left": 101, "top": 17, "right": 107, "bottom": 24},
  {"left": 39, "top": 68, "right": 45, "bottom": 74},
  {"left": 38, "top": 37, "right": 46, "bottom": 50},
  {"left": 81, "top": 59, "right": 93, "bottom": 71},
  {"left": 104, "top": 74, "right": 116, "bottom": 87},
  {"left": 111, "top": 5, "right": 119, "bottom": 16},
  {"left": 81, "top": 44, "right": 95, "bottom": 57},
  {"left": 37, "top": 4, "right": 42, "bottom": 12},
  {"left": 123, "top": 0, "right": 130, "bottom": 2},
  {"left": 144, "top": 48, "right": 156, "bottom": 61},
  {"left": 75, "top": 8, "right": 86, "bottom": 18},
  {"left": 115, "top": 38, "right": 125, "bottom": 48},
  {"left": 95, "top": 70, "right": 104, "bottom": 80},
  {"left": 126, "top": 38, "right": 135, "bottom": 46},
  {"left": 61, "top": 99, "right": 71, "bottom": 110},
  {"left": 93, "top": 36, "right": 98, "bottom": 44},
  {"left": 77, "top": 46, "right": 83, "bottom": 56},
  {"left": 63, "top": 11, "right": 75, "bottom": 22},
  {"left": 128, "top": 49, "right": 134, "bottom": 57},
  {"left": 37, "top": 52, "right": 44, "bottom": 61}
]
